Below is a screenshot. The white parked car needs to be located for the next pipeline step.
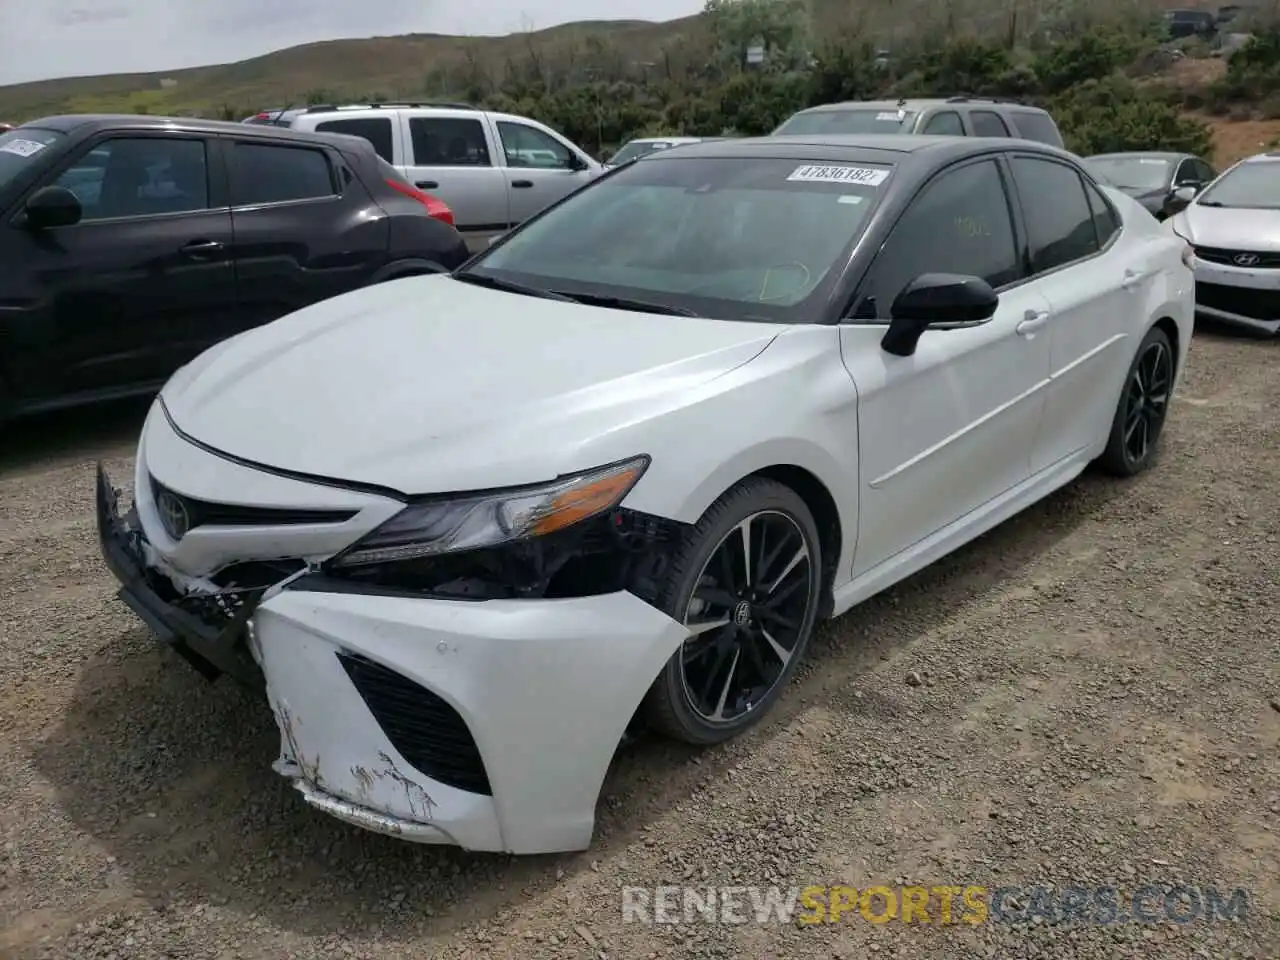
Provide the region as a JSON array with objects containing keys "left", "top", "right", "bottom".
[
  {"left": 1167, "top": 150, "right": 1280, "bottom": 336},
  {"left": 97, "top": 135, "right": 1194, "bottom": 855}
]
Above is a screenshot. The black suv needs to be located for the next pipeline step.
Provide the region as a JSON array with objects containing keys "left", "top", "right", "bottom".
[{"left": 0, "top": 115, "right": 471, "bottom": 422}]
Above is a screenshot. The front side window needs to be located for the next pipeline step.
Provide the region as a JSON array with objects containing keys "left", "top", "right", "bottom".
[
  {"left": 231, "top": 143, "right": 335, "bottom": 206},
  {"left": 497, "top": 122, "right": 573, "bottom": 170},
  {"left": 970, "top": 111, "right": 1011, "bottom": 137},
  {"left": 1084, "top": 178, "right": 1121, "bottom": 248},
  {"left": 1010, "top": 157, "right": 1100, "bottom": 273},
  {"left": 0, "top": 127, "right": 64, "bottom": 193},
  {"left": 408, "top": 117, "right": 491, "bottom": 167},
  {"left": 774, "top": 109, "right": 917, "bottom": 136},
  {"left": 851, "top": 159, "right": 1020, "bottom": 320},
  {"left": 52, "top": 137, "right": 209, "bottom": 221},
  {"left": 467, "top": 156, "right": 894, "bottom": 321},
  {"left": 315, "top": 117, "right": 394, "bottom": 163},
  {"left": 1084, "top": 156, "right": 1172, "bottom": 191}
]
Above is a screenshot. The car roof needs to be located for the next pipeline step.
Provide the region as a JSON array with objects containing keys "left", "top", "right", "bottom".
[
  {"left": 626, "top": 136, "right": 704, "bottom": 144},
  {"left": 658, "top": 133, "right": 1075, "bottom": 166},
  {"left": 1241, "top": 151, "right": 1280, "bottom": 163},
  {"left": 1086, "top": 151, "right": 1190, "bottom": 161},
  {"left": 791, "top": 99, "right": 1048, "bottom": 114},
  {"left": 20, "top": 113, "right": 375, "bottom": 150}
]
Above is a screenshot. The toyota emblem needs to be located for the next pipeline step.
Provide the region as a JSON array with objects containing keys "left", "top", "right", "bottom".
[
  {"left": 1233, "top": 252, "right": 1260, "bottom": 266},
  {"left": 156, "top": 489, "right": 190, "bottom": 540}
]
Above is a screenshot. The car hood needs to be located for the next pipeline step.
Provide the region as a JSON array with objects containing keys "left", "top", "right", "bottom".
[
  {"left": 1172, "top": 203, "right": 1280, "bottom": 250},
  {"left": 1115, "top": 185, "right": 1166, "bottom": 211},
  {"left": 161, "top": 274, "right": 780, "bottom": 494}
]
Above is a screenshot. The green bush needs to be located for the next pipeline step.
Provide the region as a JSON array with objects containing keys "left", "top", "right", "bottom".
[{"left": 1049, "top": 75, "right": 1213, "bottom": 156}]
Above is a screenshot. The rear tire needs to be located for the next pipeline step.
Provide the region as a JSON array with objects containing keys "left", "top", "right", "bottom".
[
  {"left": 641, "top": 477, "right": 823, "bottom": 745},
  {"left": 1098, "top": 326, "right": 1174, "bottom": 477}
]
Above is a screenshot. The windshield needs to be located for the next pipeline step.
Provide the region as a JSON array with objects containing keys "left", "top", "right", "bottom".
[
  {"left": 610, "top": 140, "right": 678, "bottom": 165},
  {"left": 462, "top": 155, "right": 891, "bottom": 321},
  {"left": 1196, "top": 160, "right": 1280, "bottom": 208},
  {"left": 0, "top": 128, "right": 63, "bottom": 192},
  {"left": 774, "top": 109, "right": 916, "bottom": 136},
  {"left": 1084, "top": 157, "right": 1172, "bottom": 191}
]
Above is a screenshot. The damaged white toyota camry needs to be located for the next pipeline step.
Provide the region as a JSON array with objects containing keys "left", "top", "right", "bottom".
[{"left": 97, "top": 134, "right": 1194, "bottom": 854}]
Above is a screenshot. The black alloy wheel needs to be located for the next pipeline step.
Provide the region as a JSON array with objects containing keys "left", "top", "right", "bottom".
[
  {"left": 643, "top": 478, "right": 823, "bottom": 744},
  {"left": 1100, "top": 325, "right": 1175, "bottom": 476}
]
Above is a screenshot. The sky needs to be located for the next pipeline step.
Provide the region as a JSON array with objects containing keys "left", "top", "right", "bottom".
[{"left": 0, "top": 0, "right": 705, "bottom": 86}]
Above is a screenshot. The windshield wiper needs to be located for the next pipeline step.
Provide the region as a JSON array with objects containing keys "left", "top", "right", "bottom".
[
  {"left": 451, "top": 272, "right": 577, "bottom": 302},
  {"left": 549, "top": 290, "right": 702, "bottom": 317},
  {"left": 1197, "top": 200, "right": 1226, "bottom": 207}
]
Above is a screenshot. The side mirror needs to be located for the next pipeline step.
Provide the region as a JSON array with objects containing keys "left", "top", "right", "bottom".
[
  {"left": 881, "top": 273, "right": 998, "bottom": 357},
  {"left": 1172, "top": 184, "right": 1198, "bottom": 203},
  {"left": 568, "top": 153, "right": 589, "bottom": 172},
  {"left": 24, "top": 185, "right": 82, "bottom": 229}
]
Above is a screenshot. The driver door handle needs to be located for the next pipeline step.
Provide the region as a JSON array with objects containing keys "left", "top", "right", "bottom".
[
  {"left": 511, "top": 180, "right": 534, "bottom": 188},
  {"left": 180, "top": 239, "right": 223, "bottom": 259},
  {"left": 1016, "top": 310, "right": 1050, "bottom": 338}
]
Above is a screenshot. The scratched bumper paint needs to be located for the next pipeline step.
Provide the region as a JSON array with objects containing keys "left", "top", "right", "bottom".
[{"left": 253, "top": 586, "right": 688, "bottom": 854}]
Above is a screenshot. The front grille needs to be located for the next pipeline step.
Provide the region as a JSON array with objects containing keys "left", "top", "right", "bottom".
[
  {"left": 1193, "top": 246, "right": 1280, "bottom": 268},
  {"left": 1195, "top": 281, "right": 1280, "bottom": 320},
  {"left": 150, "top": 476, "right": 357, "bottom": 534},
  {"left": 337, "top": 652, "right": 492, "bottom": 795}
]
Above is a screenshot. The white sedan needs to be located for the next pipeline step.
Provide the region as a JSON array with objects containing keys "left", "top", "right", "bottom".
[{"left": 96, "top": 134, "right": 1194, "bottom": 854}]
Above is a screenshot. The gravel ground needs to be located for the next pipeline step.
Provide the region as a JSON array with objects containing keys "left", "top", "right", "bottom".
[{"left": 1, "top": 322, "right": 1277, "bottom": 960}]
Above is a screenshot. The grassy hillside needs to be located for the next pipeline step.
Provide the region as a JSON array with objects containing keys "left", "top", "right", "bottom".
[
  {"left": 0, "top": 18, "right": 704, "bottom": 121},
  {"left": 0, "top": 0, "right": 1221, "bottom": 122}
]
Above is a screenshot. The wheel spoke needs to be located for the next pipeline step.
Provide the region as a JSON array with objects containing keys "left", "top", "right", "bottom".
[
  {"left": 765, "top": 545, "right": 809, "bottom": 596},
  {"left": 698, "top": 642, "right": 734, "bottom": 705},
  {"left": 692, "top": 585, "right": 738, "bottom": 609},
  {"left": 709, "top": 647, "right": 741, "bottom": 721},
  {"left": 762, "top": 574, "right": 805, "bottom": 610},
  {"left": 758, "top": 606, "right": 797, "bottom": 630},
  {"left": 760, "top": 627, "right": 793, "bottom": 667},
  {"left": 687, "top": 617, "right": 731, "bottom": 637},
  {"left": 735, "top": 519, "right": 752, "bottom": 592}
]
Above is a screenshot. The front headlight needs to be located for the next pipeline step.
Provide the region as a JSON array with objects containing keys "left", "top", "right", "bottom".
[{"left": 329, "top": 456, "right": 650, "bottom": 568}]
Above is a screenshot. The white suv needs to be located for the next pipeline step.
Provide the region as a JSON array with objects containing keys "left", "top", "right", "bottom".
[{"left": 247, "top": 103, "right": 602, "bottom": 249}]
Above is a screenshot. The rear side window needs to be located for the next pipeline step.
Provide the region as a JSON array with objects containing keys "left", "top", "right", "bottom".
[
  {"left": 970, "top": 111, "right": 1011, "bottom": 137},
  {"left": 314, "top": 117, "right": 394, "bottom": 163},
  {"left": 1010, "top": 157, "right": 1099, "bottom": 273},
  {"left": 1009, "top": 111, "right": 1064, "bottom": 147},
  {"left": 921, "top": 111, "right": 965, "bottom": 135},
  {"left": 231, "top": 143, "right": 335, "bottom": 206},
  {"left": 408, "top": 117, "right": 491, "bottom": 166},
  {"left": 1084, "top": 178, "right": 1121, "bottom": 248}
]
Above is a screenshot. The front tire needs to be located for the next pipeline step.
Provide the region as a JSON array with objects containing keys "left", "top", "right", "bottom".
[
  {"left": 1098, "top": 325, "right": 1175, "bottom": 477},
  {"left": 642, "top": 477, "right": 823, "bottom": 745}
]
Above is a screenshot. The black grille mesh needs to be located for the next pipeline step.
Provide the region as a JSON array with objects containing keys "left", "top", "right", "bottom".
[
  {"left": 337, "top": 652, "right": 492, "bottom": 795},
  {"left": 150, "top": 476, "right": 356, "bottom": 531}
]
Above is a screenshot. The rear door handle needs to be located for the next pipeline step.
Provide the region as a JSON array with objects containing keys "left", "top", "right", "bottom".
[
  {"left": 1016, "top": 310, "right": 1050, "bottom": 337},
  {"left": 181, "top": 240, "right": 223, "bottom": 259},
  {"left": 415, "top": 180, "right": 438, "bottom": 190},
  {"left": 511, "top": 180, "right": 534, "bottom": 188}
]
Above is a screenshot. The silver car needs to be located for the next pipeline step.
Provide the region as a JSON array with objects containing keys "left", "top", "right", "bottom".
[
  {"left": 247, "top": 103, "right": 602, "bottom": 251},
  {"left": 1167, "top": 152, "right": 1280, "bottom": 337}
]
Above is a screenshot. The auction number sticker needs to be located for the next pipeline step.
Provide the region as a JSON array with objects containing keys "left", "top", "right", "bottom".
[
  {"left": 0, "top": 138, "right": 48, "bottom": 158},
  {"left": 787, "top": 164, "right": 889, "bottom": 186},
  {"left": 876, "top": 111, "right": 903, "bottom": 120}
]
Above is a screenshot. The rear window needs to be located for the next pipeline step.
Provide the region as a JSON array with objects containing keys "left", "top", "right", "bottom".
[
  {"left": 774, "top": 109, "right": 916, "bottom": 136},
  {"left": 1009, "top": 111, "right": 1063, "bottom": 147},
  {"left": 0, "top": 127, "right": 63, "bottom": 192},
  {"left": 314, "top": 116, "right": 394, "bottom": 163}
]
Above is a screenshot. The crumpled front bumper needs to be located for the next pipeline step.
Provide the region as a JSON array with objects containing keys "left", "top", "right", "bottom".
[{"left": 97, "top": 462, "right": 689, "bottom": 854}]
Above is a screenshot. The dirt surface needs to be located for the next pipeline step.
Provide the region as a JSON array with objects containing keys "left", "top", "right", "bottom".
[
  {"left": 1206, "top": 116, "right": 1280, "bottom": 167},
  {"left": 1, "top": 322, "right": 1279, "bottom": 960}
]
